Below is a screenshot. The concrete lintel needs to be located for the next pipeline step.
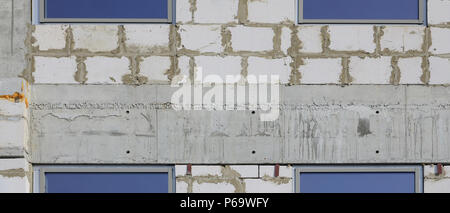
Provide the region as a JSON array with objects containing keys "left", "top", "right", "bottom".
[{"left": 29, "top": 85, "right": 450, "bottom": 164}]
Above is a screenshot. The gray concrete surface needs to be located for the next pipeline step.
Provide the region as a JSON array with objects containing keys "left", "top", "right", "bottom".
[
  {"left": 29, "top": 84, "right": 450, "bottom": 164},
  {"left": 0, "top": 0, "right": 30, "bottom": 79}
]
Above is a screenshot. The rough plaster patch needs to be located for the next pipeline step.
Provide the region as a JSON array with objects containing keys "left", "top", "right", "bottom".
[
  {"left": 237, "top": 0, "right": 249, "bottom": 24},
  {"left": 176, "top": 166, "right": 246, "bottom": 193},
  {"left": 221, "top": 26, "right": 233, "bottom": 53},
  {"left": 288, "top": 56, "right": 303, "bottom": 85},
  {"left": 0, "top": 168, "right": 25, "bottom": 178},
  {"left": 390, "top": 56, "right": 401, "bottom": 85},
  {"left": 340, "top": 57, "right": 352, "bottom": 84},
  {"left": 74, "top": 56, "right": 87, "bottom": 84},
  {"left": 122, "top": 57, "right": 148, "bottom": 85}
]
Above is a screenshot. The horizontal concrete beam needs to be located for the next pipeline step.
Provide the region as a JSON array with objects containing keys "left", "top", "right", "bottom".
[{"left": 29, "top": 84, "right": 450, "bottom": 164}]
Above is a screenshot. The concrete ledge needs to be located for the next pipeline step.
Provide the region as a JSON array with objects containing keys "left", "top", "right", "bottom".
[{"left": 29, "top": 85, "right": 450, "bottom": 164}]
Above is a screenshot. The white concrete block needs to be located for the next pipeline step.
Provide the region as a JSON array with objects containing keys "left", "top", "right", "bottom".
[
  {"left": 175, "top": 165, "right": 187, "bottom": 177},
  {"left": 124, "top": 25, "right": 170, "bottom": 54},
  {"left": 259, "top": 166, "right": 293, "bottom": 178},
  {"left": 32, "top": 25, "right": 68, "bottom": 51},
  {"left": 230, "top": 26, "right": 274, "bottom": 52},
  {"left": 247, "top": 0, "right": 296, "bottom": 23},
  {"left": 192, "top": 182, "right": 235, "bottom": 193},
  {"left": 0, "top": 101, "right": 26, "bottom": 117},
  {"left": 176, "top": 180, "right": 189, "bottom": 193},
  {"left": 398, "top": 57, "right": 424, "bottom": 84},
  {"left": 85, "top": 57, "right": 131, "bottom": 84},
  {"left": 176, "top": 0, "right": 193, "bottom": 23},
  {"left": 429, "top": 57, "right": 450, "bottom": 84},
  {"left": 298, "top": 26, "right": 323, "bottom": 53},
  {"left": 428, "top": 0, "right": 450, "bottom": 25},
  {"left": 230, "top": 165, "right": 259, "bottom": 178},
  {"left": 72, "top": 25, "right": 119, "bottom": 52},
  {"left": 191, "top": 166, "right": 223, "bottom": 176},
  {"left": 34, "top": 56, "right": 78, "bottom": 84},
  {"left": 0, "top": 159, "right": 29, "bottom": 193},
  {"left": 380, "top": 26, "right": 425, "bottom": 52},
  {"left": 194, "top": 0, "right": 239, "bottom": 24},
  {"left": 195, "top": 56, "right": 242, "bottom": 84},
  {"left": 0, "top": 119, "right": 25, "bottom": 152},
  {"left": 349, "top": 56, "right": 392, "bottom": 84},
  {"left": 425, "top": 178, "right": 450, "bottom": 193},
  {"left": 247, "top": 57, "right": 292, "bottom": 84},
  {"left": 179, "top": 25, "right": 223, "bottom": 53},
  {"left": 430, "top": 27, "right": 450, "bottom": 54},
  {"left": 140, "top": 56, "right": 171, "bottom": 83},
  {"left": 328, "top": 26, "right": 375, "bottom": 52},
  {"left": 300, "top": 58, "right": 342, "bottom": 84},
  {"left": 245, "top": 179, "right": 293, "bottom": 193}
]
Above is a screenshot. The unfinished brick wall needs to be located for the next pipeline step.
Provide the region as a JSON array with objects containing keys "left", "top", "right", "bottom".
[
  {"left": 2, "top": 0, "right": 450, "bottom": 193},
  {"left": 175, "top": 165, "right": 293, "bottom": 193},
  {"left": 24, "top": 0, "right": 450, "bottom": 86}
]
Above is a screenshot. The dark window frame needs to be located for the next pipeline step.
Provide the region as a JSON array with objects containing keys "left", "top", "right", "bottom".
[
  {"left": 298, "top": 0, "right": 426, "bottom": 24},
  {"left": 294, "top": 165, "right": 423, "bottom": 193},
  {"left": 39, "top": 0, "right": 173, "bottom": 23},
  {"left": 34, "top": 165, "right": 175, "bottom": 193}
]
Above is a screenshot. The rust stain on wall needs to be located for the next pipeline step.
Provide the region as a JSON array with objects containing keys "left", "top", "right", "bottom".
[{"left": 0, "top": 92, "right": 28, "bottom": 108}]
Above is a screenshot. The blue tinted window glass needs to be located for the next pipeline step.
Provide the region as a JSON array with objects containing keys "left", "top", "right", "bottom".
[
  {"left": 45, "top": 0, "right": 168, "bottom": 19},
  {"left": 300, "top": 172, "right": 416, "bottom": 193},
  {"left": 46, "top": 172, "right": 169, "bottom": 193},
  {"left": 303, "top": 0, "right": 420, "bottom": 20}
]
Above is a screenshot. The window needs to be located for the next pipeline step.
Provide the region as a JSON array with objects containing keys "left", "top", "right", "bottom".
[
  {"left": 295, "top": 166, "right": 423, "bottom": 193},
  {"left": 38, "top": 0, "right": 173, "bottom": 23},
  {"left": 34, "top": 166, "right": 175, "bottom": 193},
  {"left": 299, "top": 0, "right": 426, "bottom": 24}
]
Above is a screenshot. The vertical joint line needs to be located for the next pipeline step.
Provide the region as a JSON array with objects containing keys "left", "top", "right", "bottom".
[{"left": 11, "top": 0, "right": 14, "bottom": 55}]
